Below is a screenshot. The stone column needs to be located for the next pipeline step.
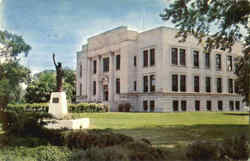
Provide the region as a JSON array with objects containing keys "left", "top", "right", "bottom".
[
  {"left": 96, "top": 56, "right": 102, "bottom": 102},
  {"left": 87, "top": 58, "right": 92, "bottom": 102},
  {"left": 109, "top": 52, "right": 115, "bottom": 110}
]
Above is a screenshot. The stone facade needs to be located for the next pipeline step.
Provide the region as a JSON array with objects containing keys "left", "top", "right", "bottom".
[{"left": 76, "top": 26, "right": 245, "bottom": 112}]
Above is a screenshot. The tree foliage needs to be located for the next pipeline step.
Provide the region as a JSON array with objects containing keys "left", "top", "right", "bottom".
[
  {"left": 0, "top": 30, "right": 31, "bottom": 57},
  {"left": 160, "top": 0, "right": 250, "bottom": 52},
  {"left": 0, "top": 61, "right": 31, "bottom": 108},
  {"left": 25, "top": 69, "right": 76, "bottom": 103}
]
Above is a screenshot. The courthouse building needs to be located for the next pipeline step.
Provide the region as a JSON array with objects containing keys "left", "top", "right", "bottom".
[{"left": 76, "top": 26, "right": 244, "bottom": 112}]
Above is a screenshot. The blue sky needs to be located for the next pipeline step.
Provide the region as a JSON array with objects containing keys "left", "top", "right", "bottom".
[{"left": 0, "top": 0, "right": 172, "bottom": 73}]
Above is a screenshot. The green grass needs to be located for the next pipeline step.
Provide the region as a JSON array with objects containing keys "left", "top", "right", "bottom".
[{"left": 73, "top": 112, "right": 249, "bottom": 160}]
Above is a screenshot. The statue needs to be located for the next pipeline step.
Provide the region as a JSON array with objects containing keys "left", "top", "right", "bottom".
[{"left": 53, "top": 53, "right": 64, "bottom": 92}]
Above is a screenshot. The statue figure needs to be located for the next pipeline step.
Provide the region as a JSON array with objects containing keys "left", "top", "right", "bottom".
[{"left": 53, "top": 53, "right": 64, "bottom": 92}]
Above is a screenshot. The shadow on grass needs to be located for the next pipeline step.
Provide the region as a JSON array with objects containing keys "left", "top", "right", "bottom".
[{"left": 223, "top": 112, "right": 250, "bottom": 116}]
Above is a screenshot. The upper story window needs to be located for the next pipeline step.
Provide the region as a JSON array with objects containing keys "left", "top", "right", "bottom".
[
  {"left": 217, "top": 78, "right": 222, "bottom": 93},
  {"left": 103, "top": 57, "right": 109, "bottom": 72},
  {"left": 205, "top": 53, "right": 210, "bottom": 69},
  {"left": 171, "top": 48, "right": 178, "bottom": 65},
  {"left": 206, "top": 77, "right": 211, "bottom": 92},
  {"left": 150, "top": 48, "right": 155, "bottom": 66},
  {"left": 116, "top": 78, "right": 120, "bottom": 94},
  {"left": 228, "top": 79, "right": 233, "bottom": 93},
  {"left": 194, "top": 76, "right": 200, "bottom": 92},
  {"left": 80, "top": 64, "right": 82, "bottom": 78},
  {"left": 150, "top": 75, "right": 155, "bottom": 92},
  {"left": 226, "top": 55, "right": 233, "bottom": 72},
  {"left": 143, "top": 50, "right": 148, "bottom": 67},
  {"left": 180, "top": 75, "right": 186, "bottom": 92},
  {"left": 134, "top": 56, "right": 137, "bottom": 66},
  {"left": 143, "top": 75, "right": 148, "bottom": 92},
  {"left": 193, "top": 50, "right": 199, "bottom": 68},
  {"left": 180, "top": 49, "right": 186, "bottom": 66},
  {"left": 172, "top": 74, "right": 178, "bottom": 92},
  {"left": 93, "top": 60, "right": 97, "bottom": 74},
  {"left": 116, "top": 55, "right": 120, "bottom": 70},
  {"left": 216, "top": 54, "right": 222, "bottom": 71}
]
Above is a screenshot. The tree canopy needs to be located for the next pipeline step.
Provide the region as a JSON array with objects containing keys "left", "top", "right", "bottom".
[
  {"left": 0, "top": 30, "right": 31, "bottom": 57},
  {"left": 25, "top": 68, "right": 76, "bottom": 103},
  {"left": 160, "top": 0, "right": 250, "bottom": 52}
]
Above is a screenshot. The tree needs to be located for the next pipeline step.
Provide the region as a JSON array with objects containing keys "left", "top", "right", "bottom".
[
  {"left": 25, "top": 69, "right": 76, "bottom": 103},
  {"left": 160, "top": 0, "right": 250, "bottom": 104},
  {"left": 0, "top": 61, "right": 31, "bottom": 107},
  {"left": 160, "top": 0, "right": 250, "bottom": 53},
  {"left": 0, "top": 31, "right": 31, "bottom": 109}
]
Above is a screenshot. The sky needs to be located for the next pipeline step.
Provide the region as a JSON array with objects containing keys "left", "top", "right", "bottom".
[{"left": 0, "top": 0, "right": 173, "bottom": 73}]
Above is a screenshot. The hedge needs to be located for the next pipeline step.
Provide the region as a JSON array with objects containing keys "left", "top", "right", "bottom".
[{"left": 6, "top": 103, "right": 107, "bottom": 113}]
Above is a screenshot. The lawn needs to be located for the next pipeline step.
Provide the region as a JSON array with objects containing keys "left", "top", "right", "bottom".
[{"left": 73, "top": 112, "right": 249, "bottom": 160}]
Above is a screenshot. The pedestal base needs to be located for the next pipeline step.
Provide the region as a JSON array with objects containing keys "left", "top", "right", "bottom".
[
  {"left": 45, "top": 118, "right": 90, "bottom": 129},
  {"left": 49, "top": 92, "right": 68, "bottom": 118}
]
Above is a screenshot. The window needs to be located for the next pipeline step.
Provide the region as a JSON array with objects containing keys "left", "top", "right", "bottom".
[
  {"left": 80, "top": 64, "right": 82, "bottom": 77},
  {"left": 150, "top": 75, "right": 155, "bottom": 92},
  {"left": 227, "top": 56, "right": 233, "bottom": 72},
  {"left": 193, "top": 50, "right": 199, "bottom": 67},
  {"left": 171, "top": 48, "right": 178, "bottom": 65},
  {"left": 229, "top": 101, "right": 234, "bottom": 111},
  {"left": 143, "top": 100, "right": 148, "bottom": 112},
  {"left": 134, "top": 56, "right": 137, "bottom": 66},
  {"left": 228, "top": 79, "right": 233, "bottom": 93},
  {"left": 236, "top": 101, "right": 240, "bottom": 111},
  {"left": 134, "top": 81, "right": 137, "bottom": 91},
  {"left": 180, "top": 49, "right": 186, "bottom": 66},
  {"left": 218, "top": 101, "right": 223, "bottom": 111},
  {"left": 143, "top": 50, "right": 148, "bottom": 67},
  {"left": 93, "top": 81, "right": 96, "bottom": 96},
  {"left": 180, "top": 75, "right": 186, "bottom": 92},
  {"left": 93, "top": 60, "right": 97, "bottom": 74},
  {"left": 194, "top": 76, "right": 200, "bottom": 92},
  {"left": 143, "top": 76, "right": 148, "bottom": 92},
  {"left": 206, "top": 77, "right": 211, "bottom": 92},
  {"left": 195, "top": 100, "right": 200, "bottom": 111},
  {"left": 235, "top": 81, "right": 239, "bottom": 93},
  {"left": 173, "top": 100, "right": 179, "bottom": 111},
  {"left": 116, "top": 78, "right": 120, "bottom": 94},
  {"left": 80, "top": 83, "right": 82, "bottom": 96},
  {"left": 172, "top": 74, "right": 178, "bottom": 92},
  {"left": 205, "top": 53, "right": 210, "bottom": 68},
  {"left": 207, "top": 100, "right": 212, "bottom": 111},
  {"left": 150, "top": 48, "right": 155, "bottom": 66},
  {"left": 103, "top": 57, "right": 109, "bottom": 72},
  {"left": 150, "top": 100, "right": 155, "bottom": 112},
  {"left": 116, "top": 55, "right": 120, "bottom": 70},
  {"left": 216, "top": 54, "right": 221, "bottom": 71},
  {"left": 181, "top": 100, "right": 187, "bottom": 111},
  {"left": 217, "top": 78, "right": 222, "bottom": 93}
]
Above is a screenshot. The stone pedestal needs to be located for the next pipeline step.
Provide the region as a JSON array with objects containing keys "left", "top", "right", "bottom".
[
  {"left": 49, "top": 92, "right": 68, "bottom": 118},
  {"left": 45, "top": 118, "right": 90, "bottom": 129}
]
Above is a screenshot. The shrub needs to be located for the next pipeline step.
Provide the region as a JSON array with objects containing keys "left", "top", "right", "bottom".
[
  {"left": 222, "top": 135, "right": 249, "bottom": 160},
  {"left": 2, "top": 111, "right": 53, "bottom": 137},
  {"left": 63, "top": 129, "right": 134, "bottom": 149},
  {"left": 36, "top": 145, "right": 72, "bottom": 161},
  {"left": 118, "top": 103, "right": 131, "bottom": 112},
  {"left": 186, "top": 140, "right": 222, "bottom": 161},
  {"left": 6, "top": 103, "right": 106, "bottom": 113}
]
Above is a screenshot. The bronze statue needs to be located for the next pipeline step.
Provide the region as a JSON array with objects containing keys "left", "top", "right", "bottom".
[{"left": 53, "top": 53, "right": 64, "bottom": 92}]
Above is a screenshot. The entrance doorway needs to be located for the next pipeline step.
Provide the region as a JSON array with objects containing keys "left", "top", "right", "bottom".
[{"left": 103, "top": 85, "right": 109, "bottom": 101}]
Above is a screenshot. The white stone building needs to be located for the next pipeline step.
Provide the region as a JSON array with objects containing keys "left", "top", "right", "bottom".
[{"left": 76, "top": 26, "right": 244, "bottom": 112}]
